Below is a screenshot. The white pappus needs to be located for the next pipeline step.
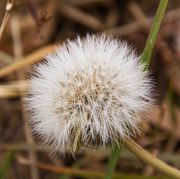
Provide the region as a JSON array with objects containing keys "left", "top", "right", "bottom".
[{"left": 26, "top": 34, "right": 153, "bottom": 155}]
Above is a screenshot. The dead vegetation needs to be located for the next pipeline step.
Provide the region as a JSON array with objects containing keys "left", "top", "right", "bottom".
[{"left": 0, "top": 0, "right": 179, "bottom": 178}]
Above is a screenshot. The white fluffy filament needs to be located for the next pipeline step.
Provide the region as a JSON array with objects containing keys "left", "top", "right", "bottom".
[{"left": 26, "top": 35, "right": 153, "bottom": 154}]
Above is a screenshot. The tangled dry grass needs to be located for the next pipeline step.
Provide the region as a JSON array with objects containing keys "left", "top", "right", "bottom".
[{"left": 0, "top": 0, "right": 180, "bottom": 178}]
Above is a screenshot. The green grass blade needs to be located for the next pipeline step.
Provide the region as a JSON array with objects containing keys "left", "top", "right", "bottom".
[
  {"left": 105, "top": 145, "right": 122, "bottom": 179},
  {"left": 141, "top": 0, "right": 168, "bottom": 68},
  {"left": 105, "top": 0, "right": 168, "bottom": 178},
  {"left": 0, "top": 151, "right": 14, "bottom": 179}
]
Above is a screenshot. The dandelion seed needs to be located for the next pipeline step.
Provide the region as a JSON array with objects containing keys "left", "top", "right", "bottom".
[{"left": 26, "top": 34, "right": 153, "bottom": 154}]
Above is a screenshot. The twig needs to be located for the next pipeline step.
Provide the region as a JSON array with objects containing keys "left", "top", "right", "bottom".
[
  {"left": 0, "top": 0, "right": 13, "bottom": 39},
  {"left": 26, "top": 0, "right": 51, "bottom": 31}
]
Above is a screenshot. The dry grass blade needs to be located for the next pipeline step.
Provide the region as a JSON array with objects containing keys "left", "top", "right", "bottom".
[
  {"left": 0, "top": 0, "right": 13, "bottom": 39},
  {"left": 0, "top": 0, "right": 179, "bottom": 178},
  {"left": 0, "top": 45, "right": 56, "bottom": 78},
  {"left": 0, "top": 80, "right": 28, "bottom": 98},
  {"left": 10, "top": 15, "right": 40, "bottom": 179},
  {"left": 0, "top": 144, "right": 45, "bottom": 151},
  {"left": 67, "top": 0, "right": 111, "bottom": 6},
  {"left": 104, "top": 7, "right": 180, "bottom": 37},
  {"left": 58, "top": 2, "right": 105, "bottom": 31},
  {"left": 0, "top": 50, "right": 13, "bottom": 64},
  {"left": 17, "top": 156, "right": 159, "bottom": 179}
]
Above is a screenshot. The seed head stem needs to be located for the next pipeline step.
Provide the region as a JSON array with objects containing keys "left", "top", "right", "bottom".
[{"left": 125, "top": 138, "right": 180, "bottom": 179}]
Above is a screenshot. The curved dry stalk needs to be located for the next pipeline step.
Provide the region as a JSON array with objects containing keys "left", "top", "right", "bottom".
[{"left": 125, "top": 138, "right": 180, "bottom": 179}]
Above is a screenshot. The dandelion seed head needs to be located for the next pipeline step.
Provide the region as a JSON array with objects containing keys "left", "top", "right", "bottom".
[{"left": 26, "top": 34, "right": 153, "bottom": 154}]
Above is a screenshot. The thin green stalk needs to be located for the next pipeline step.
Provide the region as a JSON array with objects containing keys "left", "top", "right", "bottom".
[
  {"left": 105, "top": 145, "right": 122, "bottom": 179},
  {"left": 141, "top": 0, "right": 168, "bottom": 68},
  {"left": 0, "top": 151, "right": 14, "bottom": 179},
  {"left": 105, "top": 0, "right": 168, "bottom": 178},
  {"left": 168, "top": 83, "right": 176, "bottom": 122}
]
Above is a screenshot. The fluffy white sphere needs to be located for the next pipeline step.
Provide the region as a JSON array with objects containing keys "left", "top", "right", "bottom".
[{"left": 26, "top": 35, "right": 153, "bottom": 154}]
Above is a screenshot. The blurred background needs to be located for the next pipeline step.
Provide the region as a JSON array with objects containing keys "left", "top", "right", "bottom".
[{"left": 0, "top": 0, "right": 180, "bottom": 178}]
